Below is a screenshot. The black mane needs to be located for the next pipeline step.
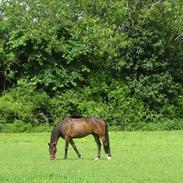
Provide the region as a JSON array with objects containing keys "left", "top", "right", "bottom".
[{"left": 70, "top": 115, "right": 83, "bottom": 119}]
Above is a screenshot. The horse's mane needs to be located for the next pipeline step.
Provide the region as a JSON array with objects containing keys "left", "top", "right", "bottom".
[
  {"left": 50, "top": 120, "right": 66, "bottom": 143},
  {"left": 70, "top": 115, "right": 83, "bottom": 118},
  {"left": 50, "top": 124, "right": 59, "bottom": 143}
]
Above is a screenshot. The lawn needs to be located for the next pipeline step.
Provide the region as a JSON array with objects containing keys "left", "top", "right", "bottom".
[{"left": 0, "top": 131, "right": 183, "bottom": 183}]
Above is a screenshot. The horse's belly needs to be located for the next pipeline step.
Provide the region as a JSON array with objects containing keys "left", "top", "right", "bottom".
[{"left": 72, "top": 131, "right": 91, "bottom": 138}]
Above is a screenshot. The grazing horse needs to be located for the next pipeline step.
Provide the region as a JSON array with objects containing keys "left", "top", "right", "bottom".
[{"left": 48, "top": 117, "right": 111, "bottom": 160}]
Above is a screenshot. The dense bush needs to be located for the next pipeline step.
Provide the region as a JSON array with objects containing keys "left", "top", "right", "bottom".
[
  {"left": 0, "top": 79, "right": 178, "bottom": 131},
  {"left": 0, "top": 80, "right": 51, "bottom": 125},
  {"left": 0, "top": 0, "right": 183, "bottom": 131}
]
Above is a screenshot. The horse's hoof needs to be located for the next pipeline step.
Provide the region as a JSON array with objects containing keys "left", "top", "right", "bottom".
[
  {"left": 95, "top": 157, "right": 100, "bottom": 160},
  {"left": 108, "top": 156, "right": 111, "bottom": 160}
]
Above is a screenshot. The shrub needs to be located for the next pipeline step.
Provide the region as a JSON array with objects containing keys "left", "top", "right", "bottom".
[
  {"left": 106, "top": 83, "right": 147, "bottom": 129},
  {"left": 0, "top": 80, "right": 51, "bottom": 124}
]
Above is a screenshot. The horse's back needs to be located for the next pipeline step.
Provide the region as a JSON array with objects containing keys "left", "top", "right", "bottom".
[
  {"left": 62, "top": 117, "right": 106, "bottom": 138},
  {"left": 69, "top": 118, "right": 95, "bottom": 138}
]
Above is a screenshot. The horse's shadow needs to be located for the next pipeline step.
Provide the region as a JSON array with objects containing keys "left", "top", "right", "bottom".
[{"left": 54, "top": 157, "right": 107, "bottom": 161}]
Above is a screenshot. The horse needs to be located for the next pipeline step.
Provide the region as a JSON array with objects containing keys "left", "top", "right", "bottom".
[{"left": 48, "top": 117, "right": 111, "bottom": 160}]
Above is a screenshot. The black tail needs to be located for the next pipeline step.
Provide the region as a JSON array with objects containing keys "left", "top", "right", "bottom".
[{"left": 104, "top": 123, "right": 111, "bottom": 157}]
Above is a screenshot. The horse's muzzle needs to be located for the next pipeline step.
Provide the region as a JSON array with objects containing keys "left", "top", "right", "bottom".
[{"left": 49, "top": 156, "right": 56, "bottom": 160}]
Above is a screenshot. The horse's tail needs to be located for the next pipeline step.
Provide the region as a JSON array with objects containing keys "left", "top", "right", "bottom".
[{"left": 104, "top": 123, "right": 111, "bottom": 157}]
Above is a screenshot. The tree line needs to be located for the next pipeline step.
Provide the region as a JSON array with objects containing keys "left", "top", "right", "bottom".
[{"left": 0, "top": 0, "right": 183, "bottom": 130}]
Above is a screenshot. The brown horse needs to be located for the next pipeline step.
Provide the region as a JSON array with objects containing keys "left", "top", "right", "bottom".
[{"left": 48, "top": 117, "right": 111, "bottom": 160}]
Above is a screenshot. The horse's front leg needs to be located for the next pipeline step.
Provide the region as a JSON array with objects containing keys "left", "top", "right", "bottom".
[
  {"left": 64, "top": 137, "right": 70, "bottom": 159},
  {"left": 70, "top": 139, "right": 81, "bottom": 159}
]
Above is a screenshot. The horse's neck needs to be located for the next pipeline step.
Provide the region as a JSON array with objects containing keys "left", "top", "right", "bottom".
[{"left": 50, "top": 126, "right": 60, "bottom": 143}]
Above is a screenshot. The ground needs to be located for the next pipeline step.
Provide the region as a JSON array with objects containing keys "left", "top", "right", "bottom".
[{"left": 0, "top": 131, "right": 183, "bottom": 183}]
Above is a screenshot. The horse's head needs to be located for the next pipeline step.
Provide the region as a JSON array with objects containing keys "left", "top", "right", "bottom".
[{"left": 48, "top": 142, "right": 57, "bottom": 160}]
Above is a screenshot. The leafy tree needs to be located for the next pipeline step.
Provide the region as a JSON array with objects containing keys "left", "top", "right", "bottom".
[{"left": 0, "top": 0, "right": 183, "bottom": 129}]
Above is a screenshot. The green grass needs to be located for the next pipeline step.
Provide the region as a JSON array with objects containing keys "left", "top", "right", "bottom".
[{"left": 0, "top": 131, "right": 183, "bottom": 183}]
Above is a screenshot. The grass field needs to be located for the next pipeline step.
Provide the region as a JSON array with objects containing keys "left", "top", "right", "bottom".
[{"left": 0, "top": 131, "right": 183, "bottom": 183}]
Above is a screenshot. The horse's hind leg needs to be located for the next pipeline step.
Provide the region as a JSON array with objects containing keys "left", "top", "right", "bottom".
[
  {"left": 93, "top": 135, "right": 101, "bottom": 160},
  {"left": 101, "top": 136, "right": 111, "bottom": 160},
  {"left": 70, "top": 139, "right": 81, "bottom": 159}
]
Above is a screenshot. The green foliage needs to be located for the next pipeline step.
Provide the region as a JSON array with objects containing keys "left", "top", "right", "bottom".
[
  {"left": 0, "top": 0, "right": 183, "bottom": 130},
  {"left": 0, "top": 80, "right": 51, "bottom": 124},
  {"left": 49, "top": 81, "right": 148, "bottom": 129},
  {"left": 107, "top": 83, "right": 147, "bottom": 129},
  {"left": 140, "top": 119, "right": 183, "bottom": 131}
]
